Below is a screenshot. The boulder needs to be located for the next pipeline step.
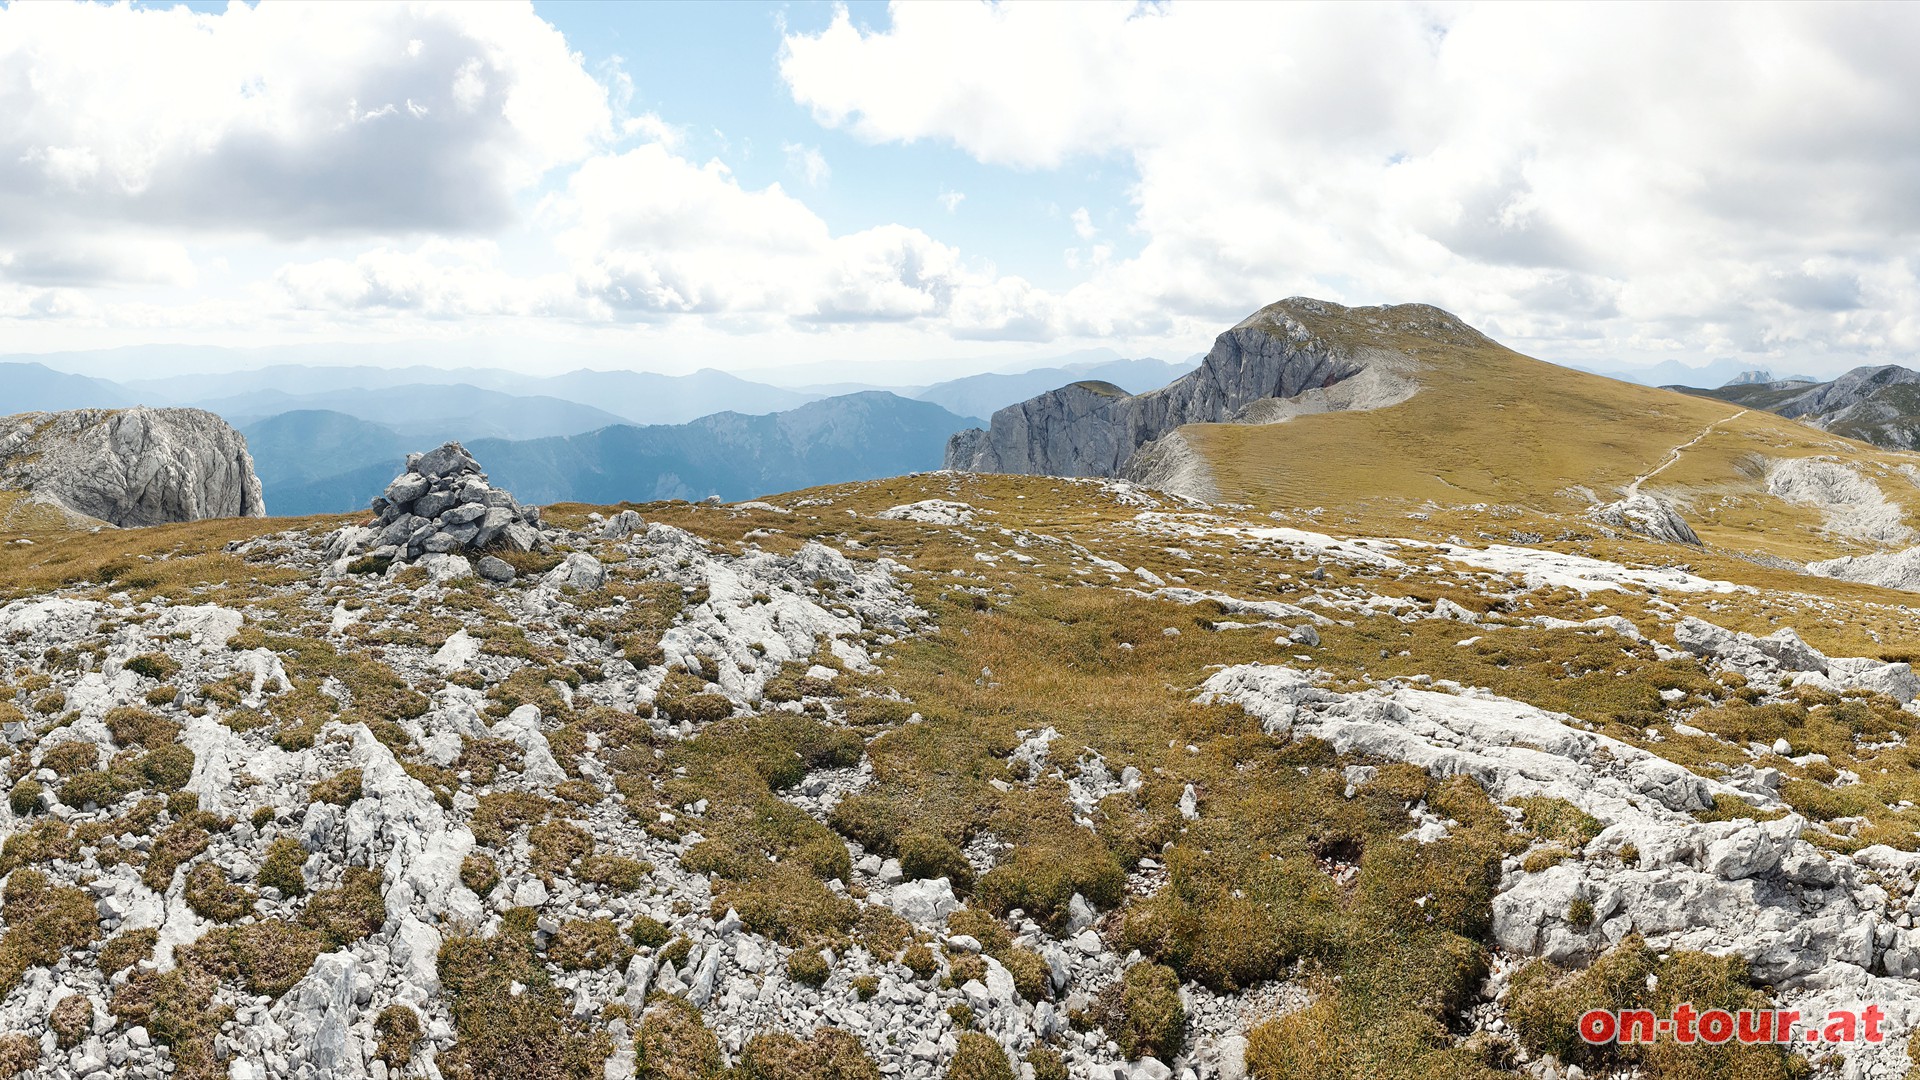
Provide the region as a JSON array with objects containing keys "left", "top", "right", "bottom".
[
  {"left": 599, "top": 509, "right": 646, "bottom": 539},
  {"left": 441, "top": 503, "right": 488, "bottom": 526},
  {"left": 877, "top": 500, "right": 977, "bottom": 525},
  {"left": 0, "top": 407, "right": 265, "bottom": 525},
  {"left": 887, "top": 878, "right": 959, "bottom": 927},
  {"left": 412, "top": 443, "right": 483, "bottom": 480},
  {"left": 1676, "top": 616, "right": 1829, "bottom": 675},
  {"left": 384, "top": 473, "right": 430, "bottom": 505},
  {"left": 1589, "top": 493, "right": 1703, "bottom": 545},
  {"left": 476, "top": 556, "right": 518, "bottom": 583},
  {"left": 543, "top": 553, "right": 607, "bottom": 593}
]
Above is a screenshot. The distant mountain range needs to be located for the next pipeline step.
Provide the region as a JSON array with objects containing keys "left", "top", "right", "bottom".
[
  {"left": 1573, "top": 357, "right": 1828, "bottom": 389},
  {"left": 473, "top": 392, "right": 974, "bottom": 505},
  {"left": 124, "top": 365, "right": 820, "bottom": 428},
  {"left": 1670, "top": 364, "right": 1920, "bottom": 450},
  {"left": 252, "top": 394, "right": 980, "bottom": 514},
  {"left": 0, "top": 350, "right": 1203, "bottom": 514},
  {"left": 0, "top": 362, "right": 135, "bottom": 412},
  {"left": 910, "top": 357, "right": 1198, "bottom": 421},
  {"left": 4, "top": 354, "right": 1194, "bottom": 433}
]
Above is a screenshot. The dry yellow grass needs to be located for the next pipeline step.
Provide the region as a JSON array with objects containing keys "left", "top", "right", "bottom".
[{"left": 1176, "top": 312, "right": 1920, "bottom": 568}]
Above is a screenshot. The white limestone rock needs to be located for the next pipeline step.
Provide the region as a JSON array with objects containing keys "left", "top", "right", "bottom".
[
  {"left": 1589, "top": 492, "right": 1703, "bottom": 545},
  {"left": 544, "top": 552, "right": 608, "bottom": 592},
  {"left": 0, "top": 406, "right": 265, "bottom": 525},
  {"left": 431, "top": 628, "right": 481, "bottom": 672},
  {"left": 887, "top": 878, "right": 960, "bottom": 927},
  {"left": 488, "top": 705, "right": 568, "bottom": 788},
  {"left": 876, "top": 500, "right": 977, "bottom": 525}
]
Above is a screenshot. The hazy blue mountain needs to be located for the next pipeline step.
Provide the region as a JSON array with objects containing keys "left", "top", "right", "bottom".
[
  {"left": 259, "top": 391, "right": 979, "bottom": 515},
  {"left": 729, "top": 346, "right": 1129, "bottom": 391},
  {"left": 1576, "top": 356, "right": 1811, "bottom": 389},
  {"left": 134, "top": 363, "right": 823, "bottom": 427},
  {"left": 913, "top": 357, "right": 1198, "bottom": 420},
  {"left": 528, "top": 368, "right": 820, "bottom": 425},
  {"left": 470, "top": 392, "right": 980, "bottom": 505},
  {"left": 0, "top": 363, "right": 133, "bottom": 413},
  {"left": 1672, "top": 364, "right": 1920, "bottom": 451},
  {"left": 268, "top": 459, "right": 410, "bottom": 517},
  {"left": 125, "top": 364, "right": 537, "bottom": 403},
  {"left": 0, "top": 338, "right": 632, "bottom": 383},
  {"left": 197, "top": 384, "right": 628, "bottom": 441},
  {"left": 1721, "top": 369, "right": 1815, "bottom": 387},
  {"left": 785, "top": 381, "right": 915, "bottom": 397},
  {"left": 238, "top": 407, "right": 410, "bottom": 488}
]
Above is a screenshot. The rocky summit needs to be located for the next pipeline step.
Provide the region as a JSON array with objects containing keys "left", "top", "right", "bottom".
[
  {"left": 322, "top": 443, "right": 548, "bottom": 572},
  {"left": 943, "top": 298, "right": 1440, "bottom": 491}
]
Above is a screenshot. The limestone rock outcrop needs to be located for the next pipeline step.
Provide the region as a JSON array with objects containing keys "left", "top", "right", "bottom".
[
  {"left": 0, "top": 407, "right": 265, "bottom": 526},
  {"left": 324, "top": 442, "right": 547, "bottom": 564},
  {"left": 943, "top": 297, "right": 1441, "bottom": 480},
  {"left": 1588, "top": 493, "right": 1703, "bottom": 545}
]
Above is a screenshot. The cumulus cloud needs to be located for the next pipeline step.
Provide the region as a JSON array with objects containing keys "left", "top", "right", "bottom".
[
  {"left": 0, "top": 1, "right": 609, "bottom": 244},
  {"left": 272, "top": 240, "right": 587, "bottom": 320},
  {"left": 0, "top": 2, "right": 1061, "bottom": 344},
  {"left": 782, "top": 2, "right": 1920, "bottom": 371},
  {"left": 266, "top": 139, "right": 1055, "bottom": 335},
  {"left": 22, "top": 1, "right": 1920, "bottom": 372},
  {"left": 553, "top": 144, "right": 1053, "bottom": 330},
  {"left": 0, "top": 240, "right": 196, "bottom": 289}
]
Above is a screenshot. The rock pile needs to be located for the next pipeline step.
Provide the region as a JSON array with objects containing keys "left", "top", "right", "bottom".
[{"left": 325, "top": 443, "right": 547, "bottom": 565}]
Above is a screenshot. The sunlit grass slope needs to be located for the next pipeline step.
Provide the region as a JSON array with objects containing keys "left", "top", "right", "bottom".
[{"left": 1179, "top": 302, "right": 1920, "bottom": 564}]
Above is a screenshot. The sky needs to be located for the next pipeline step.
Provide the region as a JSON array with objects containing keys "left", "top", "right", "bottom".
[{"left": 3, "top": 1, "right": 1920, "bottom": 382}]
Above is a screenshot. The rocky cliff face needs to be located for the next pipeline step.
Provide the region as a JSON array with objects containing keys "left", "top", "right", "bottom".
[
  {"left": 0, "top": 407, "right": 265, "bottom": 526},
  {"left": 943, "top": 297, "right": 1442, "bottom": 482},
  {"left": 1682, "top": 364, "right": 1920, "bottom": 450}
]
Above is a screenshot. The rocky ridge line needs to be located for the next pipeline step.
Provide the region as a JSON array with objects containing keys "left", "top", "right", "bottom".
[{"left": 942, "top": 297, "right": 1448, "bottom": 484}]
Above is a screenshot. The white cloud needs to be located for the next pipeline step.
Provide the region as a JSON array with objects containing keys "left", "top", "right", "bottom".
[
  {"left": 783, "top": 143, "right": 832, "bottom": 187},
  {"left": 271, "top": 240, "right": 586, "bottom": 320},
  {"left": 0, "top": 3, "right": 1069, "bottom": 348},
  {"left": 0, "top": 240, "right": 196, "bottom": 289},
  {"left": 554, "top": 145, "right": 1052, "bottom": 330},
  {"left": 0, "top": 1, "right": 609, "bottom": 246},
  {"left": 265, "top": 139, "right": 1054, "bottom": 336},
  {"left": 782, "top": 2, "right": 1920, "bottom": 373},
  {"left": 24, "top": 2, "right": 1920, "bottom": 376}
]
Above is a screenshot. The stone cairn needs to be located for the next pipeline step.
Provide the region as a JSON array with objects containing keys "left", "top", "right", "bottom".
[{"left": 325, "top": 443, "right": 547, "bottom": 573}]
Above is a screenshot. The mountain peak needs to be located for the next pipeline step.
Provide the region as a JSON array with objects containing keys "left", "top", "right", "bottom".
[
  {"left": 945, "top": 296, "right": 1449, "bottom": 482},
  {"left": 1244, "top": 296, "right": 1495, "bottom": 352}
]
